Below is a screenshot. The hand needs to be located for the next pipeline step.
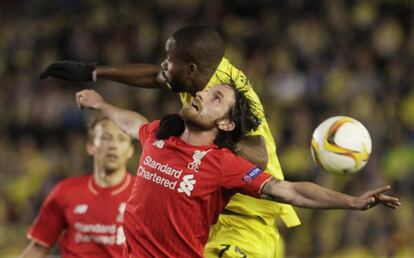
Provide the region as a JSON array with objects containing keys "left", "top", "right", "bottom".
[
  {"left": 39, "top": 61, "right": 95, "bottom": 81},
  {"left": 76, "top": 89, "right": 105, "bottom": 110},
  {"left": 352, "top": 185, "right": 401, "bottom": 210}
]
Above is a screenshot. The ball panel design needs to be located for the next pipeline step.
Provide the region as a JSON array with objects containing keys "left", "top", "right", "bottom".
[{"left": 311, "top": 116, "right": 372, "bottom": 175}]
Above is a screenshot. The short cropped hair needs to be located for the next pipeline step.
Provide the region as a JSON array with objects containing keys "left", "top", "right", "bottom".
[
  {"left": 172, "top": 25, "right": 225, "bottom": 70},
  {"left": 87, "top": 116, "right": 111, "bottom": 143}
]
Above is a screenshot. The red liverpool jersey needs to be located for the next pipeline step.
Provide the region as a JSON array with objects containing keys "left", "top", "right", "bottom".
[
  {"left": 28, "top": 173, "right": 134, "bottom": 258},
  {"left": 123, "top": 121, "right": 271, "bottom": 258}
]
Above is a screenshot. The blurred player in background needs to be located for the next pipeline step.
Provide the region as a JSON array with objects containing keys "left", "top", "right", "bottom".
[
  {"left": 20, "top": 117, "right": 135, "bottom": 258},
  {"left": 40, "top": 25, "right": 301, "bottom": 258},
  {"left": 75, "top": 85, "right": 400, "bottom": 258}
]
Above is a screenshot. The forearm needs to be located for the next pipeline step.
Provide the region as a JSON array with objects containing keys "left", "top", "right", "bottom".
[
  {"left": 261, "top": 179, "right": 356, "bottom": 209},
  {"left": 289, "top": 181, "right": 356, "bottom": 209},
  {"left": 20, "top": 241, "right": 50, "bottom": 258},
  {"left": 96, "top": 64, "right": 163, "bottom": 89},
  {"left": 97, "top": 102, "right": 148, "bottom": 139}
]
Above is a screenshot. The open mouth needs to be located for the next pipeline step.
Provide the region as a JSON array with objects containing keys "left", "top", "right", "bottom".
[
  {"left": 190, "top": 100, "right": 200, "bottom": 111},
  {"left": 161, "top": 71, "right": 170, "bottom": 83},
  {"left": 161, "top": 71, "right": 173, "bottom": 89}
]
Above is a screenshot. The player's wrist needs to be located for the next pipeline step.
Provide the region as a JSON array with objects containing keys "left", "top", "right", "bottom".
[
  {"left": 94, "top": 101, "right": 108, "bottom": 111},
  {"left": 82, "top": 63, "right": 96, "bottom": 81},
  {"left": 92, "top": 70, "right": 97, "bottom": 82},
  {"left": 348, "top": 196, "right": 360, "bottom": 210}
]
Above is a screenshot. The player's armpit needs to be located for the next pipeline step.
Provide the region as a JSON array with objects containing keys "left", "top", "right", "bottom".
[
  {"left": 20, "top": 240, "right": 50, "bottom": 258},
  {"left": 156, "top": 113, "right": 185, "bottom": 140},
  {"left": 235, "top": 135, "right": 268, "bottom": 171}
]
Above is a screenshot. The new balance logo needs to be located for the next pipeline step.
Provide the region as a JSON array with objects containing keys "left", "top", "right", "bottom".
[
  {"left": 177, "top": 174, "right": 196, "bottom": 196},
  {"left": 153, "top": 140, "right": 165, "bottom": 149},
  {"left": 74, "top": 204, "right": 88, "bottom": 214},
  {"left": 187, "top": 149, "right": 211, "bottom": 172}
]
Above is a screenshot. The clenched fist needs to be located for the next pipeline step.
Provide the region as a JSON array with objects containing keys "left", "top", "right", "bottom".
[
  {"left": 40, "top": 61, "right": 95, "bottom": 82},
  {"left": 76, "top": 89, "right": 106, "bottom": 110}
]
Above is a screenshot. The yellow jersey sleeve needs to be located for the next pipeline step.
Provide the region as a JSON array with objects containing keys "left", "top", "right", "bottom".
[{"left": 179, "top": 58, "right": 301, "bottom": 227}]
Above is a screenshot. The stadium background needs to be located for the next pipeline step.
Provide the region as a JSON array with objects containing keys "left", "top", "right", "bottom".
[{"left": 0, "top": 0, "right": 413, "bottom": 257}]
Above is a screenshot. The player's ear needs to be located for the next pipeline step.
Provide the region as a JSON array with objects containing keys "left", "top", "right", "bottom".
[
  {"left": 217, "top": 119, "right": 235, "bottom": 132},
  {"left": 86, "top": 141, "right": 95, "bottom": 155},
  {"left": 187, "top": 63, "right": 198, "bottom": 79}
]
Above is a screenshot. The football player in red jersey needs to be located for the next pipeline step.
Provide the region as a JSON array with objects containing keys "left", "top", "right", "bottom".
[
  {"left": 75, "top": 85, "right": 400, "bottom": 258},
  {"left": 20, "top": 117, "right": 135, "bottom": 258}
]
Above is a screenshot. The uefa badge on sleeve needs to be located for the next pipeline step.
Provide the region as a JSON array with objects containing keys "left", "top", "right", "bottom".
[{"left": 242, "top": 167, "right": 262, "bottom": 183}]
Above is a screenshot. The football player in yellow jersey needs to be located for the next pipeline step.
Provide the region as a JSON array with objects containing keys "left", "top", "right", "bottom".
[{"left": 40, "top": 25, "right": 300, "bottom": 258}]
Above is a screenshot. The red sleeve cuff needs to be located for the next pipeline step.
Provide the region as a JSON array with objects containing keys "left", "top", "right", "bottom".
[{"left": 27, "top": 233, "right": 53, "bottom": 248}]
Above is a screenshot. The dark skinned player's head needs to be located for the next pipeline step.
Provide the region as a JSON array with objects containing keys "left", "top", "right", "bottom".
[{"left": 160, "top": 25, "right": 225, "bottom": 94}]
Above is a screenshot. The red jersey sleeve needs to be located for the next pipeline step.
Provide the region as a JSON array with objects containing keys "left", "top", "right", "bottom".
[
  {"left": 220, "top": 152, "right": 271, "bottom": 198},
  {"left": 138, "top": 120, "right": 160, "bottom": 144},
  {"left": 28, "top": 182, "right": 67, "bottom": 247}
]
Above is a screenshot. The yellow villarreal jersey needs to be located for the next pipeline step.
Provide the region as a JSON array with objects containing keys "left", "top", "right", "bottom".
[{"left": 179, "top": 58, "right": 301, "bottom": 227}]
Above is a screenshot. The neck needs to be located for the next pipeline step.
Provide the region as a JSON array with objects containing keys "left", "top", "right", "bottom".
[
  {"left": 93, "top": 164, "right": 126, "bottom": 188},
  {"left": 180, "top": 126, "right": 217, "bottom": 146},
  {"left": 191, "top": 65, "right": 217, "bottom": 96}
]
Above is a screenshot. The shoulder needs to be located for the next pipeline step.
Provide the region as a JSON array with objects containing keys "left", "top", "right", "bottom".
[
  {"left": 139, "top": 120, "right": 161, "bottom": 142},
  {"left": 56, "top": 175, "right": 91, "bottom": 190},
  {"left": 210, "top": 147, "right": 243, "bottom": 164},
  {"left": 141, "top": 120, "right": 160, "bottom": 135}
]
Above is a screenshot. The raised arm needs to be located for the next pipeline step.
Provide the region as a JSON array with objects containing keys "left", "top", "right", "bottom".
[
  {"left": 260, "top": 178, "right": 401, "bottom": 210},
  {"left": 40, "top": 61, "right": 166, "bottom": 89},
  {"left": 76, "top": 89, "right": 148, "bottom": 139},
  {"left": 20, "top": 241, "right": 50, "bottom": 258},
  {"left": 96, "top": 63, "right": 165, "bottom": 88}
]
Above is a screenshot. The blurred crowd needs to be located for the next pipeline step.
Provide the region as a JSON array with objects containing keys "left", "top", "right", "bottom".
[{"left": 1, "top": 0, "right": 413, "bottom": 257}]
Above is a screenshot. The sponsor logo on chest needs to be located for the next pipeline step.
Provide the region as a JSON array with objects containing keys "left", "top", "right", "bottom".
[
  {"left": 138, "top": 149, "right": 212, "bottom": 197},
  {"left": 72, "top": 202, "right": 127, "bottom": 245}
]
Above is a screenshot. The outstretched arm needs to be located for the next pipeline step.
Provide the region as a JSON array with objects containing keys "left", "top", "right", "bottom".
[
  {"left": 76, "top": 89, "right": 148, "bottom": 139},
  {"left": 20, "top": 241, "right": 50, "bottom": 258},
  {"left": 95, "top": 63, "right": 166, "bottom": 89},
  {"left": 260, "top": 178, "right": 401, "bottom": 210},
  {"left": 40, "top": 61, "right": 166, "bottom": 89}
]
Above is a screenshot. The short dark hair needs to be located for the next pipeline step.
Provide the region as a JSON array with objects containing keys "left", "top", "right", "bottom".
[
  {"left": 213, "top": 82, "right": 261, "bottom": 151},
  {"left": 172, "top": 25, "right": 225, "bottom": 71},
  {"left": 87, "top": 116, "right": 111, "bottom": 142}
]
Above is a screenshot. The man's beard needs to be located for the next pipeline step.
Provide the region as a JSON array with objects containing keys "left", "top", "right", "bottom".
[{"left": 180, "top": 107, "right": 216, "bottom": 131}]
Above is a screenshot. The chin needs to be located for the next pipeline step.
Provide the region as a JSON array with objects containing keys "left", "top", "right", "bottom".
[
  {"left": 181, "top": 111, "right": 215, "bottom": 130},
  {"left": 169, "top": 81, "right": 185, "bottom": 93},
  {"left": 104, "top": 163, "right": 119, "bottom": 174}
]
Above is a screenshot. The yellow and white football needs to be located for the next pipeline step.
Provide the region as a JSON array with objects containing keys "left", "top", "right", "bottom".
[{"left": 311, "top": 116, "right": 372, "bottom": 175}]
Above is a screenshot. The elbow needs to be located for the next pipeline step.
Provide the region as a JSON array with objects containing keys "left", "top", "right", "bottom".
[{"left": 130, "top": 120, "right": 147, "bottom": 139}]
